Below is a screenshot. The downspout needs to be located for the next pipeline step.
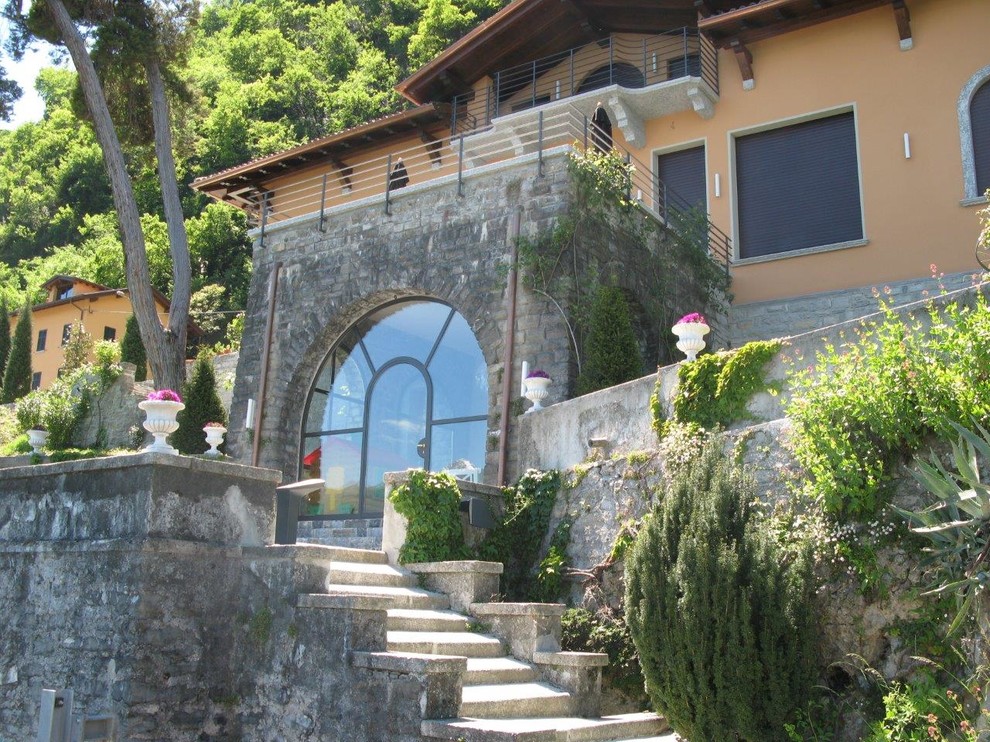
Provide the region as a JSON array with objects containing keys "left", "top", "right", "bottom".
[
  {"left": 497, "top": 209, "right": 522, "bottom": 486},
  {"left": 252, "top": 261, "right": 282, "bottom": 467}
]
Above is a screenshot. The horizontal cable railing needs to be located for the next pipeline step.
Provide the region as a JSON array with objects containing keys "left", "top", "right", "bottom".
[
  {"left": 450, "top": 28, "right": 717, "bottom": 135},
  {"left": 250, "top": 105, "right": 731, "bottom": 280}
]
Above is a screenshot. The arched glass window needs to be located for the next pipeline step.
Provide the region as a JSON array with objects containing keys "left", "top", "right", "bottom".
[{"left": 300, "top": 300, "right": 488, "bottom": 518}]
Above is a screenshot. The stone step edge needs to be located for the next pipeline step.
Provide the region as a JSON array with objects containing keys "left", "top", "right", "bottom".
[
  {"left": 352, "top": 650, "right": 466, "bottom": 675},
  {"left": 297, "top": 589, "right": 446, "bottom": 611},
  {"left": 261, "top": 543, "right": 387, "bottom": 564},
  {"left": 421, "top": 711, "right": 669, "bottom": 741}
]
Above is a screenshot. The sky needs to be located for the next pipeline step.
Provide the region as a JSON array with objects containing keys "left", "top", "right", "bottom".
[{"left": 0, "top": 41, "right": 60, "bottom": 130}]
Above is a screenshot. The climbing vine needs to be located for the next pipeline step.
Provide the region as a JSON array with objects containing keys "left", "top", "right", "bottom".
[
  {"left": 388, "top": 470, "right": 466, "bottom": 564},
  {"left": 651, "top": 339, "right": 781, "bottom": 436}
]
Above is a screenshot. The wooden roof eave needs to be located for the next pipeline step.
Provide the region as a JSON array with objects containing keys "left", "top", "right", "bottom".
[{"left": 191, "top": 103, "right": 451, "bottom": 194}]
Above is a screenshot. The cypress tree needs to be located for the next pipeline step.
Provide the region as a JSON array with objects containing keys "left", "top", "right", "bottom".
[
  {"left": 173, "top": 354, "right": 227, "bottom": 455},
  {"left": 0, "top": 299, "right": 10, "bottom": 382},
  {"left": 1, "top": 301, "right": 32, "bottom": 403},
  {"left": 625, "top": 436, "right": 818, "bottom": 741},
  {"left": 120, "top": 314, "right": 147, "bottom": 382},
  {"left": 576, "top": 284, "right": 643, "bottom": 395}
]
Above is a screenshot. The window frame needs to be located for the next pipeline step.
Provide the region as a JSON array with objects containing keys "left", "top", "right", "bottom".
[
  {"left": 729, "top": 105, "right": 868, "bottom": 265},
  {"left": 36, "top": 329, "right": 47, "bottom": 352},
  {"left": 959, "top": 64, "right": 990, "bottom": 205},
  {"left": 61, "top": 323, "right": 73, "bottom": 346}
]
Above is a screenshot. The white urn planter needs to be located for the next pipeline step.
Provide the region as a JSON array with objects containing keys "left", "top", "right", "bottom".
[
  {"left": 672, "top": 321, "right": 710, "bottom": 362},
  {"left": 203, "top": 426, "right": 227, "bottom": 458},
  {"left": 138, "top": 400, "right": 185, "bottom": 455},
  {"left": 523, "top": 376, "right": 551, "bottom": 413},
  {"left": 27, "top": 429, "right": 49, "bottom": 455}
]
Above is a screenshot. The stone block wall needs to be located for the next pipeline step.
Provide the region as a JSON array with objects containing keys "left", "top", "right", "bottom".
[
  {"left": 228, "top": 147, "right": 724, "bottom": 488},
  {"left": 0, "top": 455, "right": 443, "bottom": 740}
]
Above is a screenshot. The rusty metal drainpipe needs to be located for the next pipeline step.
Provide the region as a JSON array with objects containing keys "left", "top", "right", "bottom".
[
  {"left": 252, "top": 261, "right": 283, "bottom": 467},
  {"left": 497, "top": 209, "right": 522, "bottom": 486}
]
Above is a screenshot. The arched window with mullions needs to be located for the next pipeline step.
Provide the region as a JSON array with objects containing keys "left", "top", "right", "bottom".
[{"left": 300, "top": 300, "right": 488, "bottom": 519}]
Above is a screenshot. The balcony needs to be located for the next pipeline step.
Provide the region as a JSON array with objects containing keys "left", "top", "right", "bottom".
[{"left": 449, "top": 28, "right": 719, "bottom": 148}]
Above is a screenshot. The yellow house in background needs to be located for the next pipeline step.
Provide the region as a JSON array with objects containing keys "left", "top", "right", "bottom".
[{"left": 7, "top": 276, "right": 173, "bottom": 391}]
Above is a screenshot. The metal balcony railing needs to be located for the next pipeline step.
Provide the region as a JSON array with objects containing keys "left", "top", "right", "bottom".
[
  {"left": 450, "top": 28, "right": 718, "bottom": 135},
  {"left": 251, "top": 104, "right": 730, "bottom": 279}
]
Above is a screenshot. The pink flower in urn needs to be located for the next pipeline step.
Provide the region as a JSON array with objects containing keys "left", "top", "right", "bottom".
[
  {"left": 677, "top": 312, "right": 707, "bottom": 325},
  {"left": 147, "top": 389, "right": 182, "bottom": 402},
  {"left": 204, "top": 421, "right": 226, "bottom": 429},
  {"left": 526, "top": 369, "right": 550, "bottom": 379}
]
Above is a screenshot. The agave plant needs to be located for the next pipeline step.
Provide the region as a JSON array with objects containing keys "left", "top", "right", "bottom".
[{"left": 896, "top": 421, "right": 990, "bottom": 635}]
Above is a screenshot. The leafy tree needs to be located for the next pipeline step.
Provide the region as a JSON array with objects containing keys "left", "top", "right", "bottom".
[
  {"left": 625, "top": 436, "right": 818, "bottom": 742},
  {"left": 173, "top": 353, "right": 227, "bottom": 454},
  {"left": 120, "top": 314, "right": 147, "bottom": 382},
  {"left": 61, "top": 321, "right": 93, "bottom": 375},
  {"left": 575, "top": 284, "right": 643, "bottom": 395},
  {"left": 1, "top": 301, "right": 32, "bottom": 402},
  {"left": 0, "top": 299, "right": 10, "bottom": 382},
  {"left": 8, "top": 0, "right": 195, "bottom": 393}
]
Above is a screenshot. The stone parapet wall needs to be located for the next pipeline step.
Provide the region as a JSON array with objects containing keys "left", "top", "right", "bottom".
[{"left": 729, "top": 270, "right": 978, "bottom": 345}]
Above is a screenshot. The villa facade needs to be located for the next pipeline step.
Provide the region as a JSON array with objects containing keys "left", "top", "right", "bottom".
[{"left": 193, "top": 0, "right": 990, "bottom": 519}]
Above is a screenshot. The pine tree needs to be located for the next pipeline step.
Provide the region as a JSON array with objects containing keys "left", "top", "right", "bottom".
[
  {"left": 173, "top": 354, "right": 227, "bottom": 455},
  {"left": 120, "top": 314, "right": 147, "bottom": 382},
  {"left": 0, "top": 299, "right": 10, "bottom": 382},
  {"left": 625, "top": 436, "right": 818, "bottom": 741},
  {"left": 576, "top": 284, "right": 643, "bottom": 395},
  {"left": 1, "top": 301, "right": 32, "bottom": 403}
]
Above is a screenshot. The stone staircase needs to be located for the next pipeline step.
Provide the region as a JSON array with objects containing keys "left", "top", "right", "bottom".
[{"left": 292, "top": 543, "right": 675, "bottom": 742}]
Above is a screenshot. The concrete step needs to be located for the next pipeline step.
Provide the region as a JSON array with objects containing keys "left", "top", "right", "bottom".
[
  {"left": 326, "top": 561, "right": 416, "bottom": 588},
  {"left": 321, "top": 583, "right": 450, "bottom": 610},
  {"left": 387, "top": 608, "right": 470, "bottom": 632},
  {"left": 422, "top": 712, "right": 670, "bottom": 741},
  {"left": 269, "top": 543, "right": 387, "bottom": 565},
  {"left": 459, "top": 682, "right": 572, "bottom": 719},
  {"left": 298, "top": 535, "right": 383, "bottom": 550},
  {"left": 464, "top": 657, "right": 538, "bottom": 685},
  {"left": 388, "top": 630, "right": 505, "bottom": 658}
]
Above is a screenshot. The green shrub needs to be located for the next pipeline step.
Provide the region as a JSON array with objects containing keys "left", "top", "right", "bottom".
[
  {"left": 1, "top": 433, "right": 31, "bottom": 455},
  {"left": 120, "top": 314, "right": 147, "bottom": 382},
  {"left": 787, "top": 296, "right": 990, "bottom": 518},
  {"left": 93, "top": 340, "right": 122, "bottom": 387},
  {"left": 476, "top": 469, "right": 561, "bottom": 599},
  {"left": 865, "top": 671, "right": 979, "bottom": 742},
  {"left": 1, "top": 301, "right": 32, "bottom": 403},
  {"left": 561, "top": 607, "right": 646, "bottom": 700},
  {"left": 388, "top": 470, "right": 465, "bottom": 564},
  {"left": 530, "top": 519, "right": 571, "bottom": 603},
  {"left": 576, "top": 284, "right": 643, "bottom": 395},
  {"left": 0, "top": 299, "right": 10, "bottom": 382},
  {"left": 625, "top": 436, "right": 818, "bottom": 742},
  {"left": 174, "top": 354, "right": 227, "bottom": 455}
]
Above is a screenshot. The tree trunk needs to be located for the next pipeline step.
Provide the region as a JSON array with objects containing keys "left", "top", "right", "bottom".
[
  {"left": 146, "top": 57, "right": 191, "bottom": 393},
  {"left": 43, "top": 0, "right": 187, "bottom": 392}
]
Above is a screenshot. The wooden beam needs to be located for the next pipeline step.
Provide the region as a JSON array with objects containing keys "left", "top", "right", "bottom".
[
  {"left": 694, "top": 0, "right": 713, "bottom": 19},
  {"left": 416, "top": 125, "right": 443, "bottom": 166},
  {"left": 730, "top": 39, "right": 755, "bottom": 89},
  {"left": 330, "top": 156, "right": 353, "bottom": 190},
  {"left": 892, "top": 0, "right": 912, "bottom": 49}
]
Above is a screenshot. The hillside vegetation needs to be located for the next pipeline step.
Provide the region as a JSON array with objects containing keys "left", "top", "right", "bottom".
[{"left": 0, "top": 0, "right": 506, "bottom": 341}]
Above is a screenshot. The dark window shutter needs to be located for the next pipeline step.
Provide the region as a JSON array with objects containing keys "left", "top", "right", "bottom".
[
  {"left": 972, "top": 81, "right": 990, "bottom": 195},
  {"left": 657, "top": 145, "right": 707, "bottom": 215},
  {"left": 736, "top": 111, "right": 862, "bottom": 259}
]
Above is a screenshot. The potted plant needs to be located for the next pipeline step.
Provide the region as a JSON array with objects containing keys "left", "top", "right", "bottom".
[
  {"left": 138, "top": 389, "right": 185, "bottom": 454},
  {"left": 671, "top": 312, "right": 710, "bottom": 362},
  {"left": 523, "top": 369, "right": 552, "bottom": 413},
  {"left": 202, "top": 421, "right": 227, "bottom": 458}
]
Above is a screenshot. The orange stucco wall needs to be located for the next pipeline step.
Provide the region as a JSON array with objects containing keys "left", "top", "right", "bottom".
[
  {"left": 9, "top": 291, "right": 169, "bottom": 391},
  {"left": 641, "top": 0, "right": 989, "bottom": 305}
]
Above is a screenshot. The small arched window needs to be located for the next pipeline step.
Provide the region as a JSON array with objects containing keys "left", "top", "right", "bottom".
[
  {"left": 971, "top": 80, "right": 990, "bottom": 196},
  {"left": 959, "top": 65, "right": 990, "bottom": 202}
]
